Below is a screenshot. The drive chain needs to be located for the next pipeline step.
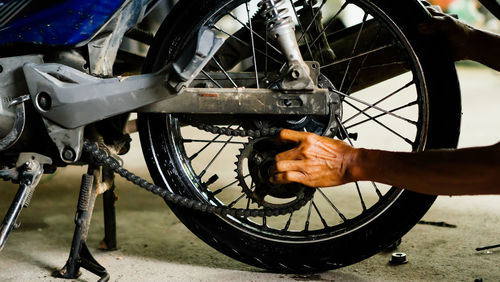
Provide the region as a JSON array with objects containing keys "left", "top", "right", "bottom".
[
  {"left": 82, "top": 140, "right": 308, "bottom": 218},
  {"left": 183, "top": 117, "right": 282, "bottom": 138}
]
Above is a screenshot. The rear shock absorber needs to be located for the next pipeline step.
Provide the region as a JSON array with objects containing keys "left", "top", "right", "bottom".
[{"left": 259, "top": 0, "right": 316, "bottom": 90}]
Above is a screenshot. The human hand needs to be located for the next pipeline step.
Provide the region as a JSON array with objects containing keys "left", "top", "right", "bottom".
[
  {"left": 418, "top": 6, "right": 475, "bottom": 61},
  {"left": 270, "top": 129, "right": 358, "bottom": 187}
]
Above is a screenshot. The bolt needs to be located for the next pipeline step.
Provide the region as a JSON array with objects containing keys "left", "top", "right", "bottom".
[
  {"left": 37, "top": 92, "right": 52, "bottom": 111},
  {"left": 283, "top": 99, "right": 293, "bottom": 107},
  {"left": 253, "top": 154, "right": 264, "bottom": 165},
  {"left": 62, "top": 147, "right": 76, "bottom": 161},
  {"left": 291, "top": 69, "right": 300, "bottom": 79}
]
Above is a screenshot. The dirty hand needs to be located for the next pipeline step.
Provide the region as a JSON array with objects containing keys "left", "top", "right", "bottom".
[
  {"left": 270, "top": 129, "right": 358, "bottom": 187},
  {"left": 418, "top": 6, "right": 474, "bottom": 61}
]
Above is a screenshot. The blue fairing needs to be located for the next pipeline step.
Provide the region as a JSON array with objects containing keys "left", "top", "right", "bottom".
[{"left": 0, "top": 0, "right": 125, "bottom": 46}]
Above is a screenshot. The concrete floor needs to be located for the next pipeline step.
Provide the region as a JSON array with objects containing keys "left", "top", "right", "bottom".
[{"left": 0, "top": 65, "right": 499, "bottom": 281}]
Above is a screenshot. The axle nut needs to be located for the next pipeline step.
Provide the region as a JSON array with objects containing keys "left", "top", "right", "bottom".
[{"left": 390, "top": 252, "right": 408, "bottom": 265}]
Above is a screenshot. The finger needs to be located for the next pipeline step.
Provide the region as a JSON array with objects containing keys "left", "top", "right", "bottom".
[
  {"left": 274, "top": 160, "right": 308, "bottom": 172},
  {"left": 277, "top": 129, "right": 310, "bottom": 144},
  {"left": 270, "top": 171, "right": 306, "bottom": 185}
]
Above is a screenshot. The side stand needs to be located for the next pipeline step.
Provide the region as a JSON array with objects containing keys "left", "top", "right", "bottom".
[{"left": 53, "top": 163, "right": 110, "bottom": 282}]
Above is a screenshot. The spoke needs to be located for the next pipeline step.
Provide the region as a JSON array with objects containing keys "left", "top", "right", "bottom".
[
  {"left": 263, "top": 215, "right": 267, "bottom": 227},
  {"left": 183, "top": 139, "right": 247, "bottom": 145},
  {"left": 344, "top": 26, "right": 382, "bottom": 95},
  {"left": 213, "top": 58, "right": 238, "bottom": 88},
  {"left": 339, "top": 13, "right": 368, "bottom": 92},
  {"left": 337, "top": 117, "right": 368, "bottom": 211},
  {"left": 188, "top": 134, "right": 223, "bottom": 161},
  {"left": 227, "top": 13, "right": 283, "bottom": 55},
  {"left": 304, "top": 198, "right": 314, "bottom": 231},
  {"left": 345, "top": 100, "right": 418, "bottom": 130},
  {"left": 343, "top": 100, "right": 414, "bottom": 146},
  {"left": 212, "top": 25, "right": 283, "bottom": 64},
  {"left": 336, "top": 115, "right": 354, "bottom": 146},
  {"left": 372, "top": 182, "right": 383, "bottom": 198},
  {"left": 343, "top": 80, "right": 415, "bottom": 124},
  {"left": 360, "top": 61, "right": 407, "bottom": 70},
  {"left": 317, "top": 189, "right": 347, "bottom": 222},
  {"left": 228, "top": 193, "right": 246, "bottom": 208},
  {"left": 188, "top": 122, "right": 237, "bottom": 161},
  {"left": 290, "top": 0, "right": 315, "bottom": 61},
  {"left": 320, "top": 44, "right": 395, "bottom": 69},
  {"left": 212, "top": 180, "right": 238, "bottom": 196},
  {"left": 312, "top": 200, "right": 328, "bottom": 228},
  {"left": 246, "top": 197, "right": 251, "bottom": 209},
  {"left": 265, "top": 27, "right": 269, "bottom": 76},
  {"left": 201, "top": 70, "right": 223, "bottom": 88},
  {"left": 304, "top": 1, "right": 347, "bottom": 45},
  {"left": 335, "top": 90, "right": 417, "bottom": 125},
  {"left": 354, "top": 181, "right": 367, "bottom": 211},
  {"left": 198, "top": 125, "right": 242, "bottom": 178},
  {"left": 246, "top": 3, "right": 260, "bottom": 88},
  {"left": 212, "top": 178, "right": 240, "bottom": 195},
  {"left": 283, "top": 212, "right": 294, "bottom": 231}
]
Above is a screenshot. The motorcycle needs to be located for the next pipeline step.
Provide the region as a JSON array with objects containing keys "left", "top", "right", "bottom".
[{"left": 0, "top": 0, "right": 498, "bottom": 280}]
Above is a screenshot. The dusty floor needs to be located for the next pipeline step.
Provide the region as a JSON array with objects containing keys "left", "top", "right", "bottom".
[{"left": 0, "top": 65, "right": 499, "bottom": 281}]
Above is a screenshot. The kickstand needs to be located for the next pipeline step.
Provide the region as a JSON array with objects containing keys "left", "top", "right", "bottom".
[{"left": 53, "top": 163, "right": 110, "bottom": 282}]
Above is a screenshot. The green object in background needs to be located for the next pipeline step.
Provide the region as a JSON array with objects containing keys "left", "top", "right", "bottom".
[{"left": 447, "top": 0, "right": 483, "bottom": 24}]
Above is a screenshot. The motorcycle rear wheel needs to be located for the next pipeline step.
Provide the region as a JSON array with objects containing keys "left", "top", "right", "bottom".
[{"left": 138, "top": 0, "right": 461, "bottom": 272}]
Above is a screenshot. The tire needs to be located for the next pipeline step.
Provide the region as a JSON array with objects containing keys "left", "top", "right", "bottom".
[{"left": 138, "top": 0, "right": 461, "bottom": 272}]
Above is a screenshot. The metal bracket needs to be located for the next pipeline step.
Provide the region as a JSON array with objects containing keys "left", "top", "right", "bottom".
[{"left": 42, "top": 118, "right": 84, "bottom": 163}]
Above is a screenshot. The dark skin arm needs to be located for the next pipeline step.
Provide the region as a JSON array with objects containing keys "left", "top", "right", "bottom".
[
  {"left": 271, "top": 130, "right": 500, "bottom": 195},
  {"left": 271, "top": 10, "right": 500, "bottom": 195},
  {"left": 418, "top": 7, "right": 500, "bottom": 71}
]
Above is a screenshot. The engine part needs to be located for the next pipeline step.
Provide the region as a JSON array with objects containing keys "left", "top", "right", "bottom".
[{"left": 0, "top": 55, "right": 43, "bottom": 140}]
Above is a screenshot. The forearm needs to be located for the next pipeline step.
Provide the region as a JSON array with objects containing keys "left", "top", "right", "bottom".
[
  {"left": 350, "top": 143, "right": 500, "bottom": 195},
  {"left": 466, "top": 28, "right": 500, "bottom": 71}
]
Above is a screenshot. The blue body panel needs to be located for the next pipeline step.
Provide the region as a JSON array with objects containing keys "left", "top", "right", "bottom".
[{"left": 0, "top": 0, "right": 125, "bottom": 46}]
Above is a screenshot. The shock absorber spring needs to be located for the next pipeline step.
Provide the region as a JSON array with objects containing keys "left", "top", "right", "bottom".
[
  {"left": 258, "top": 0, "right": 316, "bottom": 90},
  {"left": 258, "top": 0, "right": 294, "bottom": 35}
]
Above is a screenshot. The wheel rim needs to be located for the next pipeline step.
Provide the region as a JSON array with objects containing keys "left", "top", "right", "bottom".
[{"left": 151, "top": 0, "right": 428, "bottom": 242}]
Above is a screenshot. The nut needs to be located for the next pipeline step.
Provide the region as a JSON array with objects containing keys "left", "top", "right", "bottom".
[{"left": 390, "top": 252, "right": 408, "bottom": 265}]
